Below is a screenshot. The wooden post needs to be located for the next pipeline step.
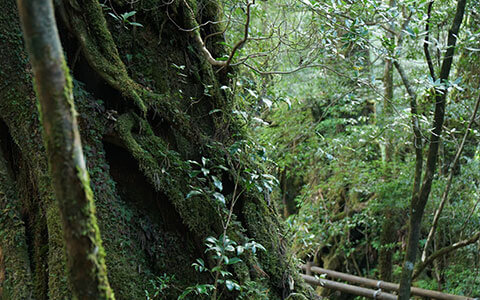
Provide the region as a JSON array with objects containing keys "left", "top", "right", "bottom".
[{"left": 306, "top": 261, "right": 312, "bottom": 276}]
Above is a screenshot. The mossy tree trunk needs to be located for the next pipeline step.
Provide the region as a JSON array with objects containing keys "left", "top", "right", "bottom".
[
  {"left": 16, "top": 0, "right": 114, "bottom": 299},
  {"left": 0, "top": 0, "right": 313, "bottom": 299}
]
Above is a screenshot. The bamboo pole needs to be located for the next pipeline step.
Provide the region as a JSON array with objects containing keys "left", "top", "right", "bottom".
[
  {"left": 301, "top": 274, "right": 397, "bottom": 300},
  {"left": 301, "top": 265, "right": 473, "bottom": 300}
]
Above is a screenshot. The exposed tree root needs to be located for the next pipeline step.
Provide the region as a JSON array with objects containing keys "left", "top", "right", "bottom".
[{"left": 114, "top": 112, "right": 222, "bottom": 236}]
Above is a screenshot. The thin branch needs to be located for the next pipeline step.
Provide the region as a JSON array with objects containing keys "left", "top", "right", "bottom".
[
  {"left": 242, "top": 62, "right": 333, "bottom": 75},
  {"left": 224, "top": 1, "right": 255, "bottom": 66},
  {"left": 184, "top": 0, "right": 255, "bottom": 69},
  {"left": 397, "top": 11, "right": 413, "bottom": 46},
  {"left": 413, "top": 231, "right": 480, "bottom": 280},
  {"left": 458, "top": 195, "right": 480, "bottom": 233},
  {"left": 421, "top": 91, "right": 480, "bottom": 262},
  {"left": 203, "top": 8, "right": 233, "bottom": 42},
  {"left": 424, "top": 1, "right": 437, "bottom": 81},
  {"left": 167, "top": 8, "right": 226, "bottom": 32},
  {"left": 394, "top": 60, "right": 423, "bottom": 201},
  {"left": 229, "top": 52, "right": 269, "bottom": 66}
]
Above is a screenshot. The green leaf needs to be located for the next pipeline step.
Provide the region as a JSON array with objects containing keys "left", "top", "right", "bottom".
[
  {"left": 122, "top": 10, "right": 137, "bottom": 19},
  {"left": 212, "top": 176, "right": 223, "bottom": 191},
  {"left": 236, "top": 245, "right": 244, "bottom": 255},
  {"left": 108, "top": 12, "right": 120, "bottom": 20},
  {"left": 186, "top": 190, "right": 203, "bottom": 199},
  {"left": 219, "top": 270, "right": 232, "bottom": 277},
  {"left": 225, "top": 280, "right": 240, "bottom": 291},
  {"left": 192, "top": 258, "right": 206, "bottom": 272},
  {"left": 232, "top": 110, "right": 248, "bottom": 121},
  {"left": 226, "top": 257, "right": 242, "bottom": 265},
  {"left": 187, "top": 159, "right": 200, "bottom": 166},
  {"left": 216, "top": 165, "right": 229, "bottom": 171},
  {"left": 225, "top": 280, "right": 235, "bottom": 291},
  {"left": 213, "top": 192, "right": 225, "bottom": 205},
  {"left": 201, "top": 167, "right": 210, "bottom": 176},
  {"left": 209, "top": 109, "right": 222, "bottom": 115},
  {"left": 188, "top": 170, "right": 201, "bottom": 178},
  {"left": 246, "top": 88, "right": 258, "bottom": 99},
  {"left": 129, "top": 22, "right": 143, "bottom": 27},
  {"left": 195, "top": 284, "right": 214, "bottom": 295},
  {"left": 262, "top": 97, "right": 273, "bottom": 108},
  {"left": 178, "top": 289, "right": 193, "bottom": 299}
]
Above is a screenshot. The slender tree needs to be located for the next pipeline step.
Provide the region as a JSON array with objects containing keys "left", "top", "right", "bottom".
[
  {"left": 16, "top": 0, "right": 114, "bottom": 299},
  {"left": 397, "top": 0, "right": 467, "bottom": 298}
]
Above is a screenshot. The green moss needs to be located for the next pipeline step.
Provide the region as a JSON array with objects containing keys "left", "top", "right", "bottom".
[
  {"left": 0, "top": 145, "right": 33, "bottom": 299},
  {"left": 0, "top": 3, "right": 69, "bottom": 298},
  {"left": 62, "top": 0, "right": 148, "bottom": 113},
  {"left": 46, "top": 204, "right": 70, "bottom": 300},
  {"left": 115, "top": 112, "right": 222, "bottom": 237},
  {"left": 72, "top": 85, "right": 204, "bottom": 298}
]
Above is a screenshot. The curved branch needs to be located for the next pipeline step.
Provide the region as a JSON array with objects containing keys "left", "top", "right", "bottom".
[
  {"left": 242, "top": 62, "right": 332, "bottom": 75},
  {"left": 421, "top": 91, "right": 480, "bottom": 262},
  {"left": 58, "top": 0, "right": 161, "bottom": 113},
  {"left": 413, "top": 231, "right": 480, "bottom": 280},
  {"left": 185, "top": 0, "right": 255, "bottom": 69}
]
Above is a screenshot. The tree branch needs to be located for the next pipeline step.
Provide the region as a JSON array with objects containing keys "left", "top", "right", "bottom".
[
  {"left": 424, "top": 1, "right": 437, "bottom": 81},
  {"left": 394, "top": 60, "right": 423, "bottom": 196},
  {"left": 413, "top": 231, "right": 480, "bottom": 280},
  {"left": 185, "top": 0, "right": 255, "bottom": 69},
  {"left": 17, "top": 0, "right": 115, "bottom": 298},
  {"left": 421, "top": 91, "right": 480, "bottom": 262}
]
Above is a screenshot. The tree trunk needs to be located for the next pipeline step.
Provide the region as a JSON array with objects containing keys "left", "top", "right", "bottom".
[
  {"left": 397, "top": 0, "right": 467, "bottom": 298},
  {"left": 17, "top": 0, "right": 114, "bottom": 299},
  {"left": 378, "top": 0, "right": 396, "bottom": 281},
  {"left": 0, "top": 0, "right": 313, "bottom": 299}
]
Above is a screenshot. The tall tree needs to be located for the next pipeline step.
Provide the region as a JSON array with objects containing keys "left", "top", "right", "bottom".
[{"left": 397, "top": 0, "right": 467, "bottom": 298}]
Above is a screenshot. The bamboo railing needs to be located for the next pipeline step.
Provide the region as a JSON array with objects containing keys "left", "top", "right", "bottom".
[{"left": 301, "top": 264, "right": 476, "bottom": 300}]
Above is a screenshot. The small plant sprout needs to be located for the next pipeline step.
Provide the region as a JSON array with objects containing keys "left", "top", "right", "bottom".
[{"left": 108, "top": 10, "right": 143, "bottom": 29}]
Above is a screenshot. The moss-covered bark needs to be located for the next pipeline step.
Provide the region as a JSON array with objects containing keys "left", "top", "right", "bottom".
[
  {"left": 17, "top": 0, "right": 114, "bottom": 299},
  {"left": 379, "top": 212, "right": 397, "bottom": 282},
  {"left": 0, "top": 0, "right": 314, "bottom": 298},
  {"left": 0, "top": 140, "right": 33, "bottom": 299}
]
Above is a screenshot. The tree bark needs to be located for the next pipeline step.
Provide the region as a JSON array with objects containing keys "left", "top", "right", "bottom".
[
  {"left": 0, "top": 140, "right": 33, "bottom": 299},
  {"left": 16, "top": 0, "right": 114, "bottom": 299},
  {"left": 378, "top": 0, "right": 396, "bottom": 281},
  {"left": 397, "top": 1, "right": 467, "bottom": 299}
]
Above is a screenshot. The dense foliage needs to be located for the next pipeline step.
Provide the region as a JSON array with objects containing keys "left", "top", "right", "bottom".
[{"left": 219, "top": 0, "right": 480, "bottom": 297}]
